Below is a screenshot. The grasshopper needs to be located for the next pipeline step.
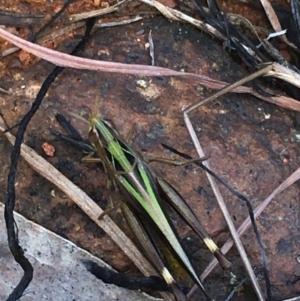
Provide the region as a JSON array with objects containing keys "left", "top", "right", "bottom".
[{"left": 85, "top": 115, "right": 231, "bottom": 300}]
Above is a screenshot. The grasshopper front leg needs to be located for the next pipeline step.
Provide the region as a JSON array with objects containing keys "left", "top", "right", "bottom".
[{"left": 82, "top": 155, "right": 120, "bottom": 220}]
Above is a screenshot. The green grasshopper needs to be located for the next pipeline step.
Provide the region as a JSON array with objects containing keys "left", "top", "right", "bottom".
[{"left": 86, "top": 115, "right": 231, "bottom": 300}]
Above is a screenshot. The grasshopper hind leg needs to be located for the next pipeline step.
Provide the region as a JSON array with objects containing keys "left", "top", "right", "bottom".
[
  {"left": 97, "top": 191, "right": 121, "bottom": 220},
  {"left": 97, "top": 180, "right": 121, "bottom": 220},
  {"left": 81, "top": 155, "right": 121, "bottom": 220},
  {"left": 121, "top": 202, "right": 192, "bottom": 301}
]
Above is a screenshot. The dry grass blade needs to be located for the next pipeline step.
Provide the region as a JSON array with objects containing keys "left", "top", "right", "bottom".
[
  {"left": 268, "top": 63, "right": 300, "bottom": 88},
  {"left": 184, "top": 113, "right": 265, "bottom": 301},
  {"left": 259, "top": 0, "right": 298, "bottom": 50},
  {"left": 281, "top": 297, "right": 300, "bottom": 301},
  {"left": 200, "top": 166, "right": 300, "bottom": 282},
  {"left": 0, "top": 116, "right": 173, "bottom": 301},
  {"left": 69, "top": 0, "right": 126, "bottom": 22},
  {"left": 0, "top": 27, "right": 200, "bottom": 76},
  {"left": 95, "top": 16, "right": 143, "bottom": 28},
  {"left": 1, "top": 28, "right": 300, "bottom": 112},
  {"left": 139, "top": 0, "right": 226, "bottom": 40}
]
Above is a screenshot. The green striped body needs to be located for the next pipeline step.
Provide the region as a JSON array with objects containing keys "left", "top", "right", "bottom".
[{"left": 88, "top": 117, "right": 218, "bottom": 300}]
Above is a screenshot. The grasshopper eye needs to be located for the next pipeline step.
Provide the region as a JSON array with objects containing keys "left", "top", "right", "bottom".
[{"left": 103, "top": 119, "right": 116, "bottom": 129}]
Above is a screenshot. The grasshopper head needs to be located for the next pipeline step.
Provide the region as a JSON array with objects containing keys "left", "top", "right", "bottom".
[{"left": 88, "top": 117, "right": 102, "bottom": 146}]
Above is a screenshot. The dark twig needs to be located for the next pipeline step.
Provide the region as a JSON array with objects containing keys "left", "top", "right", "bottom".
[
  {"left": 291, "top": 0, "right": 300, "bottom": 49},
  {"left": 4, "top": 18, "right": 95, "bottom": 301},
  {"left": 54, "top": 113, "right": 83, "bottom": 141},
  {"left": 82, "top": 260, "right": 169, "bottom": 291},
  {"left": 161, "top": 143, "right": 272, "bottom": 301}
]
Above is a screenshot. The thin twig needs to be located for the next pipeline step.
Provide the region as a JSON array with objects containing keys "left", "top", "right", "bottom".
[
  {"left": 224, "top": 277, "right": 247, "bottom": 301},
  {"left": 201, "top": 166, "right": 300, "bottom": 281},
  {"left": 183, "top": 60, "right": 286, "bottom": 301},
  {"left": 184, "top": 112, "right": 265, "bottom": 301},
  {"left": 184, "top": 65, "right": 273, "bottom": 114}
]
